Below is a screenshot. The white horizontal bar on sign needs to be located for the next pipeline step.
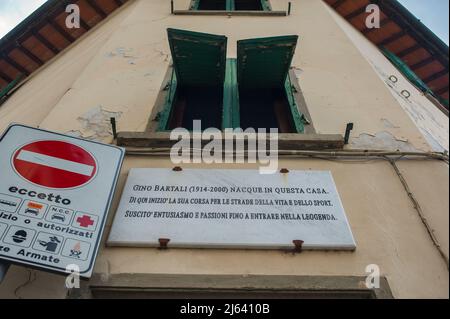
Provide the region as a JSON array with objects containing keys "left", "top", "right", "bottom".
[{"left": 16, "top": 150, "right": 94, "bottom": 176}]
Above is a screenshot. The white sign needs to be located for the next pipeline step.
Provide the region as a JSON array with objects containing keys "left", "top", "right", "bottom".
[
  {"left": 0, "top": 124, "right": 124, "bottom": 278},
  {"left": 108, "top": 168, "right": 356, "bottom": 250}
]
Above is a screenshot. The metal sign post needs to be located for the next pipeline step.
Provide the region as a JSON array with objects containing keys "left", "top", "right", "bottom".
[{"left": 0, "top": 261, "right": 10, "bottom": 283}]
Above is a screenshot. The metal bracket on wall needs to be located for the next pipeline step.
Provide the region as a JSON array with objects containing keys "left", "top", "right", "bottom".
[
  {"left": 158, "top": 238, "right": 170, "bottom": 250},
  {"left": 344, "top": 123, "right": 354, "bottom": 145},
  {"left": 293, "top": 240, "right": 304, "bottom": 253},
  {"left": 110, "top": 117, "right": 118, "bottom": 140},
  {"left": 0, "top": 261, "right": 10, "bottom": 283}
]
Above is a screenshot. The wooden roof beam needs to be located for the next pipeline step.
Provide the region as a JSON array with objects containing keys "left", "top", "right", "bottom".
[
  {"left": 376, "top": 0, "right": 449, "bottom": 69},
  {"left": 378, "top": 30, "right": 407, "bottom": 47},
  {"left": 31, "top": 30, "right": 60, "bottom": 55},
  {"left": 363, "top": 18, "right": 391, "bottom": 35},
  {"left": 1, "top": 54, "right": 30, "bottom": 76},
  {"left": 344, "top": 6, "right": 367, "bottom": 20},
  {"left": 396, "top": 44, "right": 422, "bottom": 58},
  {"left": 410, "top": 56, "right": 435, "bottom": 70},
  {"left": 46, "top": 19, "right": 76, "bottom": 43},
  {"left": 0, "top": 70, "right": 13, "bottom": 83},
  {"left": 86, "top": 0, "right": 107, "bottom": 18},
  {"left": 435, "top": 87, "right": 449, "bottom": 95},
  {"left": 423, "top": 69, "right": 448, "bottom": 83},
  {"left": 16, "top": 45, "right": 44, "bottom": 66},
  {"left": 80, "top": 17, "right": 91, "bottom": 31},
  {"left": 332, "top": 0, "right": 346, "bottom": 10}
]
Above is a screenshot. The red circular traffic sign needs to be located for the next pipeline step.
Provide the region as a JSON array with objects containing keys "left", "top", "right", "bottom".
[{"left": 12, "top": 140, "right": 97, "bottom": 189}]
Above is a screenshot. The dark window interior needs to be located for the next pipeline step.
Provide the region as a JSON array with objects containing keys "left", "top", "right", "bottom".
[
  {"left": 198, "top": 0, "right": 227, "bottom": 10},
  {"left": 197, "top": 0, "right": 264, "bottom": 11},
  {"left": 239, "top": 88, "right": 296, "bottom": 133},
  {"left": 168, "top": 87, "right": 223, "bottom": 130},
  {"left": 235, "top": 0, "right": 263, "bottom": 11}
]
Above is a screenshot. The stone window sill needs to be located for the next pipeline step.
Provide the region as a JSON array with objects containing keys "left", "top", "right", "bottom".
[{"left": 116, "top": 132, "right": 345, "bottom": 150}]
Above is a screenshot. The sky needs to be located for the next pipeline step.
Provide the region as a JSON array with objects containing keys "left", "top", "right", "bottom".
[
  {"left": 0, "top": 0, "right": 47, "bottom": 38},
  {"left": 398, "top": 0, "right": 449, "bottom": 45},
  {"left": 0, "top": 0, "right": 448, "bottom": 45}
]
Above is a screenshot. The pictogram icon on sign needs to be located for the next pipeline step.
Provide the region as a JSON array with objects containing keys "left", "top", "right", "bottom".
[
  {"left": 18, "top": 200, "right": 48, "bottom": 220},
  {"left": 3, "top": 225, "right": 36, "bottom": 248},
  {"left": 33, "top": 232, "right": 63, "bottom": 254},
  {"left": 72, "top": 212, "right": 98, "bottom": 231},
  {"left": 12, "top": 140, "right": 97, "bottom": 189},
  {"left": 70, "top": 242, "right": 82, "bottom": 258},
  {"left": 0, "top": 193, "right": 21, "bottom": 213},
  {"left": 38, "top": 236, "right": 61, "bottom": 252},
  {"left": 77, "top": 215, "right": 94, "bottom": 228},
  {"left": 62, "top": 238, "right": 91, "bottom": 261},
  {"left": 12, "top": 230, "right": 27, "bottom": 243},
  {"left": 45, "top": 206, "right": 74, "bottom": 225}
]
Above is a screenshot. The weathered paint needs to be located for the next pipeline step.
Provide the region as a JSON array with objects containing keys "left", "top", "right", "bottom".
[
  {"left": 0, "top": 0, "right": 447, "bottom": 299},
  {"left": 237, "top": 35, "right": 298, "bottom": 89},
  {"left": 167, "top": 28, "right": 227, "bottom": 87},
  {"left": 222, "top": 59, "right": 240, "bottom": 129},
  {"left": 0, "top": 74, "right": 23, "bottom": 100},
  {"left": 327, "top": 4, "right": 449, "bottom": 152}
]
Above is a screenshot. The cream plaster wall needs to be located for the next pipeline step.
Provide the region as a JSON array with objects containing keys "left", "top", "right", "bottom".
[
  {"left": 0, "top": 0, "right": 448, "bottom": 299},
  {"left": 326, "top": 3, "right": 449, "bottom": 152}
]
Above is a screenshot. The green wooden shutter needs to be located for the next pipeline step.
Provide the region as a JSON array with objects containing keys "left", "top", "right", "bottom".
[
  {"left": 0, "top": 74, "right": 23, "bottom": 101},
  {"left": 222, "top": 59, "right": 240, "bottom": 129},
  {"left": 382, "top": 47, "right": 449, "bottom": 108},
  {"left": 260, "top": 0, "right": 271, "bottom": 11},
  {"left": 237, "top": 35, "right": 305, "bottom": 133},
  {"left": 237, "top": 35, "right": 299, "bottom": 89},
  {"left": 226, "top": 0, "right": 235, "bottom": 11},
  {"left": 382, "top": 47, "right": 430, "bottom": 93},
  {"left": 190, "top": 0, "right": 200, "bottom": 10},
  {"left": 167, "top": 28, "right": 227, "bottom": 88}
]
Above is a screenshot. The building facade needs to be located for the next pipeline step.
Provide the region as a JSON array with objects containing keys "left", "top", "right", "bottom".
[{"left": 0, "top": 0, "right": 448, "bottom": 298}]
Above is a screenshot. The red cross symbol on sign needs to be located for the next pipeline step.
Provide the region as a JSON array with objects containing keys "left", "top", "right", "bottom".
[{"left": 76, "top": 215, "right": 95, "bottom": 228}]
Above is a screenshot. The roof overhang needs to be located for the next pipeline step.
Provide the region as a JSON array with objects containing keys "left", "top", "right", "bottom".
[
  {"left": 325, "top": 0, "right": 449, "bottom": 104},
  {"left": 0, "top": 0, "right": 130, "bottom": 93},
  {"left": 1, "top": 0, "right": 448, "bottom": 107}
]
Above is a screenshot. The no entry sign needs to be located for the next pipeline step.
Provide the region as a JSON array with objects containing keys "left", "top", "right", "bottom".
[
  {"left": 12, "top": 140, "right": 97, "bottom": 189},
  {"left": 0, "top": 124, "right": 124, "bottom": 278}
]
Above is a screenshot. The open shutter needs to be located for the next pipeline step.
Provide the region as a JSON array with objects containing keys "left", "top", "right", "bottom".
[
  {"left": 237, "top": 35, "right": 298, "bottom": 89},
  {"left": 167, "top": 28, "right": 227, "bottom": 88},
  {"left": 0, "top": 74, "right": 23, "bottom": 101},
  {"left": 190, "top": 0, "right": 200, "bottom": 10},
  {"left": 237, "top": 35, "right": 305, "bottom": 133},
  {"left": 260, "top": 0, "right": 271, "bottom": 11}
]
